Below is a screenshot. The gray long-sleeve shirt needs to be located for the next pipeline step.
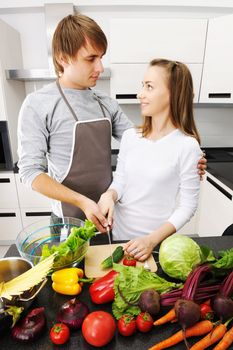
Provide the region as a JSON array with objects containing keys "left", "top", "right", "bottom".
[{"left": 17, "top": 82, "right": 132, "bottom": 216}]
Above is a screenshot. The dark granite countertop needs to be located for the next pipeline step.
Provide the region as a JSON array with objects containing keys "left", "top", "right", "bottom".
[
  {"left": 1, "top": 235, "right": 233, "bottom": 350},
  {"left": 204, "top": 148, "right": 233, "bottom": 191},
  {"left": 207, "top": 162, "right": 233, "bottom": 191}
]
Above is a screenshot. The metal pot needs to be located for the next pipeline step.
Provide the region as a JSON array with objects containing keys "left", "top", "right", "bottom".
[{"left": 0, "top": 257, "right": 47, "bottom": 310}]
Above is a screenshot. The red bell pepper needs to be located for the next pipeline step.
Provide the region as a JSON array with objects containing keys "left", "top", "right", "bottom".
[{"left": 89, "top": 270, "right": 118, "bottom": 304}]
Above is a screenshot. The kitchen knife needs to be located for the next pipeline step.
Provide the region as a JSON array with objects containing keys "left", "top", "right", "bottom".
[{"left": 106, "top": 225, "right": 114, "bottom": 266}]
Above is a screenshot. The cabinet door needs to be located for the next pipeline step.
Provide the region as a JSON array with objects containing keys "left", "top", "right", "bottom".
[
  {"left": 0, "top": 173, "right": 19, "bottom": 208},
  {"left": 197, "top": 175, "right": 233, "bottom": 236},
  {"left": 200, "top": 14, "right": 233, "bottom": 103},
  {"left": 20, "top": 208, "right": 51, "bottom": 228},
  {"left": 0, "top": 63, "right": 6, "bottom": 121},
  {"left": 0, "top": 208, "right": 22, "bottom": 243},
  {"left": 110, "top": 63, "right": 202, "bottom": 103},
  {"left": 0, "top": 19, "right": 26, "bottom": 162},
  {"left": 110, "top": 19, "right": 207, "bottom": 63}
]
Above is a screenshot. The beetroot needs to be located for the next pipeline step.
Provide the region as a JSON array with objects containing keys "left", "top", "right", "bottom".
[
  {"left": 175, "top": 264, "right": 211, "bottom": 330},
  {"left": 138, "top": 289, "right": 160, "bottom": 316},
  {"left": 211, "top": 270, "right": 233, "bottom": 321},
  {"left": 174, "top": 264, "right": 212, "bottom": 350},
  {"left": 174, "top": 299, "right": 200, "bottom": 329},
  {"left": 161, "top": 281, "right": 221, "bottom": 306}
]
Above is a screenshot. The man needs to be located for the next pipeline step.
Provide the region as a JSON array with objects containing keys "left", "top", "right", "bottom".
[{"left": 17, "top": 14, "right": 206, "bottom": 233}]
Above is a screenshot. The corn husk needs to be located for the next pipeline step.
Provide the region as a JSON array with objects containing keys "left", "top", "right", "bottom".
[{"left": 0, "top": 254, "right": 55, "bottom": 300}]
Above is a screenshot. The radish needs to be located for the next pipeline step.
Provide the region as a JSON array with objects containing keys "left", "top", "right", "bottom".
[{"left": 211, "top": 270, "right": 233, "bottom": 321}]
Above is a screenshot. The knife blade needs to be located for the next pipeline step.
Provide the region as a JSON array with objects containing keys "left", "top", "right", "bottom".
[{"left": 106, "top": 225, "right": 114, "bottom": 266}]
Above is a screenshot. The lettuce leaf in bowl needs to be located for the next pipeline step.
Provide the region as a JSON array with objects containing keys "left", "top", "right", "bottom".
[{"left": 40, "top": 220, "right": 96, "bottom": 268}]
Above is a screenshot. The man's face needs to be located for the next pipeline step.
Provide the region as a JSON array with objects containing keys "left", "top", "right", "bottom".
[{"left": 59, "top": 39, "right": 105, "bottom": 89}]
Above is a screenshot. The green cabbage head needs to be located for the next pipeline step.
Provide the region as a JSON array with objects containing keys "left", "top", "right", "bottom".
[{"left": 159, "top": 234, "right": 203, "bottom": 281}]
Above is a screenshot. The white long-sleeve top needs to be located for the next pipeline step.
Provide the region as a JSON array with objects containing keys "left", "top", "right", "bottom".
[{"left": 110, "top": 128, "right": 202, "bottom": 240}]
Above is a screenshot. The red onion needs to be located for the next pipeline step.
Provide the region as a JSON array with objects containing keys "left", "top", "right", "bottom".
[
  {"left": 11, "top": 307, "right": 46, "bottom": 342},
  {"left": 57, "top": 298, "right": 89, "bottom": 330}
]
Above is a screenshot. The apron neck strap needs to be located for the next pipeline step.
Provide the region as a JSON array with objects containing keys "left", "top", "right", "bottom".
[
  {"left": 56, "top": 80, "right": 108, "bottom": 121},
  {"left": 56, "top": 80, "right": 79, "bottom": 121},
  {"left": 92, "top": 91, "right": 107, "bottom": 119}
]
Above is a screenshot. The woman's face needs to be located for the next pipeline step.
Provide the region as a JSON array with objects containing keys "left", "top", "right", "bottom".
[{"left": 137, "top": 65, "right": 171, "bottom": 118}]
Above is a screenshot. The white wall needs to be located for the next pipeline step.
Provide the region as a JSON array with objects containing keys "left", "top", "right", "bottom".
[
  {"left": 120, "top": 104, "right": 233, "bottom": 148},
  {"left": 0, "top": 3, "right": 233, "bottom": 148}
]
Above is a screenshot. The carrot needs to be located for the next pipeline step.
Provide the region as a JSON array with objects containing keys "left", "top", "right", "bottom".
[
  {"left": 189, "top": 323, "right": 227, "bottom": 350},
  {"left": 148, "top": 320, "right": 213, "bottom": 350},
  {"left": 170, "top": 317, "right": 177, "bottom": 324},
  {"left": 212, "top": 325, "right": 233, "bottom": 350},
  {"left": 154, "top": 308, "right": 176, "bottom": 326}
]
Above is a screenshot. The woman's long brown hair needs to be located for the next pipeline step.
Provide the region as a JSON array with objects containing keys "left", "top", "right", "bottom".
[{"left": 140, "top": 59, "right": 201, "bottom": 144}]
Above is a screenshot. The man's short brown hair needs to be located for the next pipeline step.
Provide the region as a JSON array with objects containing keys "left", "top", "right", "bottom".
[{"left": 52, "top": 14, "right": 107, "bottom": 76}]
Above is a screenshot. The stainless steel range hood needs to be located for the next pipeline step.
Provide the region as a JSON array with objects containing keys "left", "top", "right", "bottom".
[
  {"left": 5, "top": 3, "right": 110, "bottom": 82},
  {"left": 5, "top": 67, "right": 110, "bottom": 82}
]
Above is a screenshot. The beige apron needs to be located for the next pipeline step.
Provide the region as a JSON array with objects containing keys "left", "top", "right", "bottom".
[{"left": 56, "top": 81, "right": 112, "bottom": 220}]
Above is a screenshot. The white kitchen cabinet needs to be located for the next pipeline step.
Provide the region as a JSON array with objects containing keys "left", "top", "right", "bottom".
[
  {"left": 110, "top": 19, "right": 207, "bottom": 64},
  {"left": 20, "top": 208, "right": 51, "bottom": 228},
  {"left": 0, "top": 172, "right": 19, "bottom": 208},
  {"left": 110, "top": 18, "right": 207, "bottom": 103},
  {"left": 197, "top": 173, "right": 233, "bottom": 236},
  {"left": 200, "top": 14, "right": 233, "bottom": 103},
  {"left": 0, "top": 208, "right": 22, "bottom": 244},
  {"left": 110, "top": 63, "right": 203, "bottom": 104},
  {"left": 0, "top": 172, "right": 23, "bottom": 243},
  {"left": 0, "top": 18, "right": 26, "bottom": 163},
  {"left": 15, "top": 174, "right": 51, "bottom": 228},
  {"left": 0, "top": 172, "right": 52, "bottom": 244}
]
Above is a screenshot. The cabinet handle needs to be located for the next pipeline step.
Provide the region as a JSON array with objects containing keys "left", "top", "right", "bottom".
[
  {"left": 0, "top": 178, "right": 10, "bottom": 183},
  {"left": 208, "top": 93, "right": 231, "bottom": 99},
  {"left": 207, "top": 176, "right": 232, "bottom": 200},
  {"left": 0, "top": 212, "right": 16, "bottom": 217},
  {"left": 25, "top": 211, "right": 51, "bottom": 217},
  {"left": 116, "top": 94, "right": 137, "bottom": 99}
]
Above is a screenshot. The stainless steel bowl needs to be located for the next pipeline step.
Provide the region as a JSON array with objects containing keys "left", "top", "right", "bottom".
[
  {"left": 0, "top": 256, "right": 33, "bottom": 282},
  {"left": 0, "top": 257, "right": 46, "bottom": 309}
]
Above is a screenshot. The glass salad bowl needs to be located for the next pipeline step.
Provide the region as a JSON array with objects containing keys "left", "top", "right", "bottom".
[{"left": 16, "top": 217, "right": 96, "bottom": 271}]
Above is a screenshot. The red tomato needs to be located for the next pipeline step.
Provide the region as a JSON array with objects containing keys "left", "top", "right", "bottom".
[
  {"left": 200, "top": 303, "right": 214, "bottom": 320},
  {"left": 118, "top": 314, "right": 137, "bottom": 336},
  {"left": 50, "top": 323, "right": 70, "bottom": 345},
  {"left": 82, "top": 311, "right": 116, "bottom": 347},
  {"left": 136, "top": 312, "right": 154, "bottom": 333},
  {"left": 123, "top": 256, "right": 137, "bottom": 266}
]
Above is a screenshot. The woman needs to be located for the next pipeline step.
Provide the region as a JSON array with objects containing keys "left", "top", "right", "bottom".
[{"left": 99, "top": 59, "right": 202, "bottom": 261}]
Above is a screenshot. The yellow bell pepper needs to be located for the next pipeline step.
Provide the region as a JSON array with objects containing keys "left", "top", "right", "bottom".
[{"left": 51, "top": 267, "right": 85, "bottom": 296}]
